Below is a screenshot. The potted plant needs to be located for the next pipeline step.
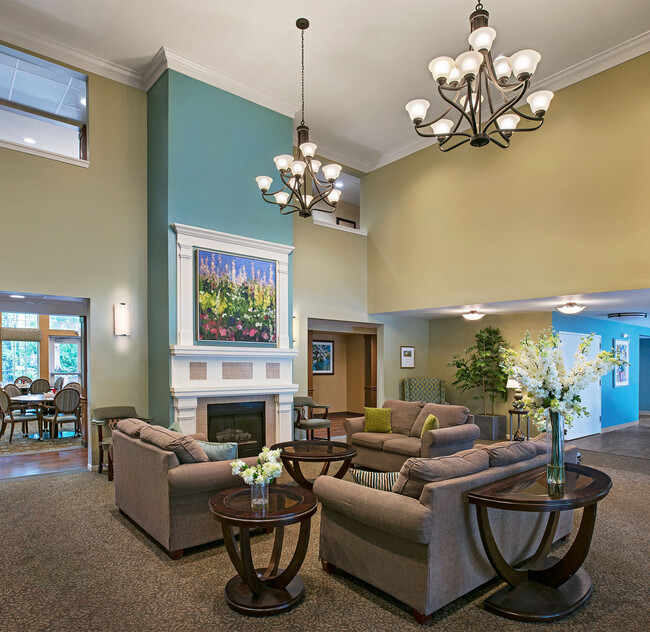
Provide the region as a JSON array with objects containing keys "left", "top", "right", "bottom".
[{"left": 449, "top": 326, "right": 509, "bottom": 440}]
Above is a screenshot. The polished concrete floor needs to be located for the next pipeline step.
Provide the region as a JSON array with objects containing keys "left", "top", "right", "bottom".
[{"left": 566, "top": 416, "right": 650, "bottom": 460}]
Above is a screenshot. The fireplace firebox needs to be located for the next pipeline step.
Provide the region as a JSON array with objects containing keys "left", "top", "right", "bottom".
[{"left": 207, "top": 402, "right": 265, "bottom": 458}]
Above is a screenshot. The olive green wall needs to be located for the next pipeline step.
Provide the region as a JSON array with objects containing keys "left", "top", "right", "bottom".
[
  {"left": 363, "top": 53, "right": 650, "bottom": 314},
  {"left": 0, "top": 70, "right": 148, "bottom": 461}
]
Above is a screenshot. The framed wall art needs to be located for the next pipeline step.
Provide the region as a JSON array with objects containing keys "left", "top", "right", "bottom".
[
  {"left": 312, "top": 340, "right": 334, "bottom": 375},
  {"left": 613, "top": 338, "right": 630, "bottom": 387},
  {"left": 400, "top": 345, "right": 415, "bottom": 369}
]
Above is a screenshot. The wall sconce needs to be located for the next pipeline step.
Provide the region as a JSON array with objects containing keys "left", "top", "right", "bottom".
[{"left": 113, "top": 303, "right": 131, "bottom": 336}]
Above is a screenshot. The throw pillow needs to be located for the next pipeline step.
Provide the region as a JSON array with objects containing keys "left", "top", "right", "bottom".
[
  {"left": 350, "top": 468, "right": 399, "bottom": 492},
  {"left": 364, "top": 407, "right": 392, "bottom": 433},
  {"left": 420, "top": 414, "right": 440, "bottom": 438},
  {"left": 139, "top": 425, "right": 209, "bottom": 464},
  {"left": 196, "top": 441, "right": 238, "bottom": 462},
  {"left": 115, "top": 418, "right": 148, "bottom": 438},
  {"left": 168, "top": 420, "right": 183, "bottom": 433}
]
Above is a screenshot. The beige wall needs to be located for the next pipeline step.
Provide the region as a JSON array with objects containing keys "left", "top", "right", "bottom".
[
  {"left": 429, "top": 312, "right": 552, "bottom": 420},
  {"left": 312, "top": 333, "right": 348, "bottom": 412},
  {"left": 363, "top": 53, "right": 650, "bottom": 314},
  {"left": 0, "top": 70, "right": 148, "bottom": 461}
]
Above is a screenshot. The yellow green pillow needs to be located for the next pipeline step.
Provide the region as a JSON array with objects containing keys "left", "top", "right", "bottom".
[
  {"left": 420, "top": 414, "right": 440, "bottom": 438},
  {"left": 364, "top": 407, "right": 392, "bottom": 433}
]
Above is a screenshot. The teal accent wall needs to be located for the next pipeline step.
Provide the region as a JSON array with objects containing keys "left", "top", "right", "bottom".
[
  {"left": 553, "top": 312, "right": 650, "bottom": 429},
  {"left": 147, "top": 70, "right": 293, "bottom": 425},
  {"left": 639, "top": 338, "right": 650, "bottom": 412}
]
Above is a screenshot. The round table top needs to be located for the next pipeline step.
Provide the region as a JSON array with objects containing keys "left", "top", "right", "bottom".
[
  {"left": 271, "top": 440, "right": 357, "bottom": 462},
  {"left": 209, "top": 484, "right": 317, "bottom": 528},
  {"left": 10, "top": 393, "right": 55, "bottom": 403}
]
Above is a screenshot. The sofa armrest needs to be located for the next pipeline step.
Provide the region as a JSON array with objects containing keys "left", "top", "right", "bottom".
[
  {"left": 467, "top": 414, "right": 475, "bottom": 424},
  {"left": 313, "top": 476, "right": 433, "bottom": 544},
  {"left": 344, "top": 416, "right": 365, "bottom": 440},
  {"left": 168, "top": 456, "right": 257, "bottom": 497},
  {"left": 420, "top": 424, "right": 480, "bottom": 455},
  {"left": 189, "top": 433, "right": 208, "bottom": 442}
]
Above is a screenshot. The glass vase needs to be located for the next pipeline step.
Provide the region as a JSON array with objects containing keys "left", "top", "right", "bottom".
[
  {"left": 250, "top": 481, "right": 269, "bottom": 509},
  {"left": 546, "top": 410, "right": 565, "bottom": 496}
]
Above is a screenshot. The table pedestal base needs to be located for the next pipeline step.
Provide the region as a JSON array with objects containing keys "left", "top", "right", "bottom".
[{"left": 224, "top": 568, "right": 305, "bottom": 616}]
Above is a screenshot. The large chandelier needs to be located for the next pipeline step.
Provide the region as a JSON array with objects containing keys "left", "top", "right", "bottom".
[
  {"left": 405, "top": 2, "right": 554, "bottom": 151},
  {"left": 256, "top": 18, "right": 342, "bottom": 217}
]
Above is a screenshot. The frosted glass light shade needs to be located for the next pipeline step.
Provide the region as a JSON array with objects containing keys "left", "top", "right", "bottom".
[
  {"left": 255, "top": 175, "right": 272, "bottom": 192},
  {"left": 322, "top": 163, "right": 342, "bottom": 181},
  {"left": 327, "top": 189, "right": 342, "bottom": 204},
  {"left": 556, "top": 302, "right": 585, "bottom": 315},
  {"left": 527, "top": 90, "right": 554, "bottom": 115},
  {"left": 448, "top": 66, "right": 462, "bottom": 85},
  {"left": 493, "top": 56, "right": 511, "bottom": 81},
  {"left": 290, "top": 160, "right": 307, "bottom": 176},
  {"left": 274, "top": 191, "right": 290, "bottom": 205},
  {"left": 460, "top": 94, "right": 483, "bottom": 112},
  {"left": 273, "top": 154, "right": 293, "bottom": 171},
  {"left": 462, "top": 310, "right": 485, "bottom": 321},
  {"left": 497, "top": 114, "right": 520, "bottom": 130},
  {"left": 113, "top": 303, "right": 131, "bottom": 336},
  {"left": 299, "top": 142, "right": 317, "bottom": 158},
  {"left": 309, "top": 159, "right": 321, "bottom": 174},
  {"left": 405, "top": 99, "right": 430, "bottom": 122},
  {"left": 302, "top": 194, "right": 313, "bottom": 206},
  {"left": 432, "top": 118, "right": 454, "bottom": 136},
  {"left": 509, "top": 49, "right": 541, "bottom": 79},
  {"left": 455, "top": 51, "right": 483, "bottom": 78},
  {"left": 468, "top": 26, "right": 497, "bottom": 52},
  {"left": 428, "top": 56, "right": 455, "bottom": 83}
]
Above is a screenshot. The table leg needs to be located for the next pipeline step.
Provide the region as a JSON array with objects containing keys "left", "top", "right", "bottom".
[
  {"left": 290, "top": 461, "right": 314, "bottom": 490},
  {"left": 333, "top": 457, "right": 353, "bottom": 480}
]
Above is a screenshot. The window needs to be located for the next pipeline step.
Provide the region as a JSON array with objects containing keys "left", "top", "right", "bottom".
[
  {"left": 49, "top": 315, "right": 81, "bottom": 333},
  {"left": 2, "top": 312, "right": 38, "bottom": 328},
  {"left": 50, "top": 336, "right": 81, "bottom": 385},
  {"left": 2, "top": 340, "right": 39, "bottom": 383},
  {"left": 0, "top": 44, "right": 88, "bottom": 161}
]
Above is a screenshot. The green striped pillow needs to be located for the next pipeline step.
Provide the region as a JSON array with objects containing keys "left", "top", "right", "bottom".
[{"left": 350, "top": 469, "right": 399, "bottom": 492}]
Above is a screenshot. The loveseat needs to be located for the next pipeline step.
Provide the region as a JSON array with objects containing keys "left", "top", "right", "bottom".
[
  {"left": 314, "top": 436, "right": 577, "bottom": 623},
  {"left": 112, "top": 420, "right": 256, "bottom": 559},
  {"left": 345, "top": 400, "right": 480, "bottom": 471}
]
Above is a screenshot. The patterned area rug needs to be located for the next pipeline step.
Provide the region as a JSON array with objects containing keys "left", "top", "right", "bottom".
[{"left": 0, "top": 421, "right": 82, "bottom": 455}]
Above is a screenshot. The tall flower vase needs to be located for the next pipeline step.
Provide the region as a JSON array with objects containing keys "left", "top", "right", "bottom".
[
  {"left": 546, "top": 411, "right": 565, "bottom": 496},
  {"left": 250, "top": 482, "right": 269, "bottom": 509}
]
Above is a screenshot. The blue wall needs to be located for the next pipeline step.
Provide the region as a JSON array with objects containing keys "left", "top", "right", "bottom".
[
  {"left": 639, "top": 338, "right": 650, "bottom": 412},
  {"left": 147, "top": 70, "right": 294, "bottom": 424},
  {"left": 553, "top": 312, "right": 650, "bottom": 428}
]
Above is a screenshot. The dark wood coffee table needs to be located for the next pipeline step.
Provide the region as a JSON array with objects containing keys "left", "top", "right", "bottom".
[
  {"left": 468, "top": 462, "right": 611, "bottom": 621},
  {"left": 209, "top": 484, "right": 317, "bottom": 616},
  {"left": 271, "top": 440, "right": 357, "bottom": 490}
]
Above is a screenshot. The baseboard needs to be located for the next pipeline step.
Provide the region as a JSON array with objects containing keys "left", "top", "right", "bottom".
[
  {"left": 639, "top": 410, "right": 650, "bottom": 415},
  {"left": 601, "top": 420, "right": 639, "bottom": 433},
  {"left": 87, "top": 464, "right": 99, "bottom": 472}
]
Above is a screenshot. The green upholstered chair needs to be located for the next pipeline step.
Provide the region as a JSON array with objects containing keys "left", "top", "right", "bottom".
[
  {"left": 293, "top": 396, "right": 331, "bottom": 440},
  {"left": 0, "top": 388, "right": 40, "bottom": 442},
  {"left": 41, "top": 388, "right": 81, "bottom": 441},
  {"left": 402, "top": 377, "right": 446, "bottom": 404}
]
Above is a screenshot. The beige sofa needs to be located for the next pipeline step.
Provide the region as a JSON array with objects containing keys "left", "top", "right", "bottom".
[
  {"left": 314, "top": 439, "right": 577, "bottom": 623},
  {"left": 113, "top": 426, "right": 256, "bottom": 559},
  {"left": 345, "top": 400, "right": 480, "bottom": 471}
]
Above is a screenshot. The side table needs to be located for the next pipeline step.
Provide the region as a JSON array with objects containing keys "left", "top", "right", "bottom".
[
  {"left": 508, "top": 409, "right": 530, "bottom": 441},
  {"left": 468, "top": 462, "right": 611, "bottom": 621},
  {"left": 209, "top": 484, "right": 317, "bottom": 616}
]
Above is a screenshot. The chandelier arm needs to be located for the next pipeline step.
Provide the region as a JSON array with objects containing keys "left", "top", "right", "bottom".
[
  {"left": 439, "top": 136, "right": 472, "bottom": 152},
  {"left": 309, "top": 187, "right": 336, "bottom": 209},
  {"left": 510, "top": 105, "right": 546, "bottom": 123},
  {"left": 414, "top": 103, "right": 455, "bottom": 130},
  {"left": 488, "top": 135, "right": 510, "bottom": 149},
  {"left": 481, "top": 79, "right": 528, "bottom": 134},
  {"left": 438, "top": 83, "right": 474, "bottom": 130},
  {"left": 464, "top": 79, "right": 480, "bottom": 134},
  {"left": 487, "top": 117, "right": 544, "bottom": 138}
]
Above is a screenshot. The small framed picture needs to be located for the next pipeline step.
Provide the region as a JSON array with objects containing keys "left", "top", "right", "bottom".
[
  {"left": 336, "top": 217, "right": 357, "bottom": 229},
  {"left": 613, "top": 338, "right": 630, "bottom": 387},
  {"left": 400, "top": 345, "right": 415, "bottom": 369},
  {"left": 312, "top": 340, "right": 334, "bottom": 375}
]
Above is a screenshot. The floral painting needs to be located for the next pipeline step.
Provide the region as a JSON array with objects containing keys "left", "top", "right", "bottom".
[
  {"left": 312, "top": 341, "right": 334, "bottom": 375},
  {"left": 197, "top": 249, "right": 276, "bottom": 343},
  {"left": 613, "top": 338, "right": 630, "bottom": 387}
]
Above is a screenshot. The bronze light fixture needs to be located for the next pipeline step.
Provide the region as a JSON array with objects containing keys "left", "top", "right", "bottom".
[
  {"left": 405, "top": 2, "right": 554, "bottom": 151},
  {"left": 255, "top": 18, "right": 342, "bottom": 217}
]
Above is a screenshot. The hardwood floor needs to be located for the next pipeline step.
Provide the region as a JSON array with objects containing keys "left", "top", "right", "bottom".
[
  {"left": 311, "top": 411, "right": 361, "bottom": 439},
  {"left": 0, "top": 447, "right": 88, "bottom": 480}
]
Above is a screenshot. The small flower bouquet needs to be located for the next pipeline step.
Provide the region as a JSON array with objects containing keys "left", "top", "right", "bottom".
[{"left": 231, "top": 447, "right": 283, "bottom": 508}]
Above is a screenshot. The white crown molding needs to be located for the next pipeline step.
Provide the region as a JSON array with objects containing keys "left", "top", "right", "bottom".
[
  {"left": 0, "top": 20, "right": 142, "bottom": 88},
  {"left": 368, "top": 136, "right": 437, "bottom": 172}
]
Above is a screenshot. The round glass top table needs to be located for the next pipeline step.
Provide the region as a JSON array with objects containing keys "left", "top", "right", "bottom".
[
  {"left": 270, "top": 440, "right": 357, "bottom": 489},
  {"left": 209, "top": 484, "right": 317, "bottom": 616},
  {"left": 467, "top": 462, "right": 612, "bottom": 621}
]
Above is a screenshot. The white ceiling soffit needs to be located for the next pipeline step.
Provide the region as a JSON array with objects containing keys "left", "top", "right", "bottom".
[{"left": 0, "top": 2, "right": 648, "bottom": 174}]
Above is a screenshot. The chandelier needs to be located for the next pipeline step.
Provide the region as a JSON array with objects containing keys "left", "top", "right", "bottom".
[
  {"left": 256, "top": 18, "right": 342, "bottom": 217},
  {"left": 405, "top": 2, "right": 554, "bottom": 151}
]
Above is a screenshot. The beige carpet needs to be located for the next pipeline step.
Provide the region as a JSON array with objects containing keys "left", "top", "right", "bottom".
[{"left": 0, "top": 451, "right": 647, "bottom": 631}]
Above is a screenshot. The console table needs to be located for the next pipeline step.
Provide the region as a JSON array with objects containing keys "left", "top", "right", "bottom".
[{"left": 468, "top": 462, "right": 611, "bottom": 621}]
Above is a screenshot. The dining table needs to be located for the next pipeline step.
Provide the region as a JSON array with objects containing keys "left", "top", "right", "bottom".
[{"left": 9, "top": 393, "right": 83, "bottom": 440}]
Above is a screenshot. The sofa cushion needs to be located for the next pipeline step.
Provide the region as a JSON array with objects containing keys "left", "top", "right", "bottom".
[
  {"left": 411, "top": 403, "right": 469, "bottom": 436},
  {"left": 531, "top": 432, "right": 547, "bottom": 455},
  {"left": 420, "top": 414, "right": 440, "bottom": 438},
  {"left": 196, "top": 440, "right": 238, "bottom": 462},
  {"left": 383, "top": 399, "right": 424, "bottom": 436},
  {"left": 350, "top": 469, "right": 399, "bottom": 491},
  {"left": 392, "top": 448, "right": 489, "bottom": 499},
  {"left": 383, "top": 436, "right": 422, "bottom": 457},
  {"left": 139, "top": 425, "right": 209, "bottom": 464},
  {"left": 364, "top": 407, "right": 392, "bottom": 433},
  {"left": 115, "top": 418, "right": 148, "bottom": 438},
  {"left": 480, "top": 440, "right": 537, "bottom": 467},
  {"left": 352, "top": 432, "right": 401, "bottom": 450}
]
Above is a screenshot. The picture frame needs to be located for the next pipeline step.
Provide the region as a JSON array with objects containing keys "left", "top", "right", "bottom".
[
  {"left": 400, "top": 345, "right": 415, "bottom": 369},
  {"left": 195, "top": 248, "right": 277, "bottom": 344},
  {"left": 312, "top": 340, "right": 334, "bottom": 375},
  {"left": 613, "top": 338, "right": 630, "bottom": 387},
  {"left": 336, "top": 217, "right": 357, "bottom": 229}
]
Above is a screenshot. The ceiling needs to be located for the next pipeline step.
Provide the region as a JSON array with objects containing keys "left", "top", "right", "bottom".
[
  {"left": 0, "top": 1, "right": 648, "bottom": 171},
  {"left": 0, "top": 291, "right": 88, "bottom": 316}
]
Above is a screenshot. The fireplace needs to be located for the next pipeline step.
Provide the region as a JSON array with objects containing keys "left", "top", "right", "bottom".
[{"left": 207, "top": 401, "right": 265, "bottom": 458}]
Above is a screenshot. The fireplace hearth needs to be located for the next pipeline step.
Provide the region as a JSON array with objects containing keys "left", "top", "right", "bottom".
[{"left": 207, "top": 401, "right": 265, "bottom": 458}]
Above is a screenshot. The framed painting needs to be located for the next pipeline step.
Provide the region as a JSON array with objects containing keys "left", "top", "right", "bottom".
[
  {"left": 312, "top": 341, "right": 334, "bottom": 375},
  {"left": 196, "top": 248, "right": 276, "bottom": 344},
  {"left": 613, "top": 338, "right": 630, "bottom": 387},
  {"left": 401, "top": 345, "right": 415, "bottom": 369}
]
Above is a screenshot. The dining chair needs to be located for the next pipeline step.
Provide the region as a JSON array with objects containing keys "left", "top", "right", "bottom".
[
  {"left": 64, "top": 382, "right": 82, "bottom": 393},
  {"left": 14, "top": 376, "right": 32, "bottom": 387},
  {"left": 41, "top": 388, "right": 81, "bottom": 440},
  {"left": 0, "top": 389, "right": 40, "bottom": 443},
  {"left": 30, "top": 378, "right": 51, "bottom": 394},
  {"left": 3, "top": 384, "right": 29, "bottom": 433},
  {"left": 53, "top": 376, "right": 64, "bottom": 391}
]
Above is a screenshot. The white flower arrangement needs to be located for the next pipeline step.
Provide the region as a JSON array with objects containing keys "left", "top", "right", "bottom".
[
  {"left": 501, "top": 330, "right": 624, "bottom": 430},
  {"left": 231, "top": 446, "right": 283, "bottom": 485}
]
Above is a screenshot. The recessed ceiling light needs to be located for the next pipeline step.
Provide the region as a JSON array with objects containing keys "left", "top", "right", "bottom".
[
  {"left": 462, "top": 310, "right": 485, "bottom": 321},
  {"left": 556, "top": 302, "right": 585, "bottom": 315},
  {"left": 335, "top": 182, "right": 344, "bottom": 188},
  {"left": 23, "top": 138, "right": 36, "bottom": 144},
  {"left": 9, "top": 294, "right": 25, "bottom": 299},
  {"left": 81, "top": 98, "right": 86, "bottom": 106}
]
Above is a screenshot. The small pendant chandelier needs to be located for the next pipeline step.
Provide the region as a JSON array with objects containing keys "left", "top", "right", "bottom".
[
  {"left": 256, "top": 18, "right": 342, "bottom": 217},
  {"left": 405, "top": 2, "right": 554, "bottom": 151}
]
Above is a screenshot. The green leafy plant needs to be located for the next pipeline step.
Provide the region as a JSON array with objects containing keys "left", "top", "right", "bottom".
[{"left": 449, "top": 326, "right": 509, "bottom": 415}]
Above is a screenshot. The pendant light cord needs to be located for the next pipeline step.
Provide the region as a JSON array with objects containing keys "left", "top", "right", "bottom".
[{"left": 301, "top": 27, "right": 305, "bottom": 125}]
